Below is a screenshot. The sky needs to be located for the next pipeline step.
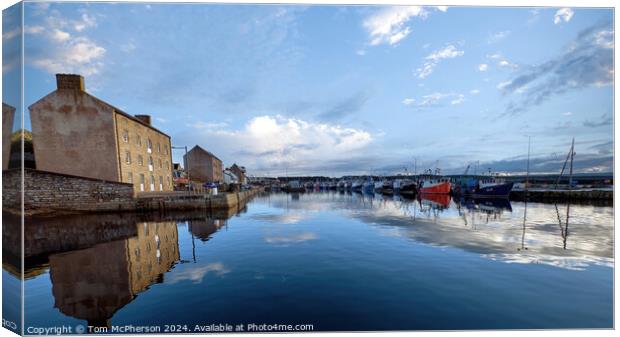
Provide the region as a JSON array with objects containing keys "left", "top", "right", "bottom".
[{"left": 2, "top": 2, "right": 614, "bottom": 176}]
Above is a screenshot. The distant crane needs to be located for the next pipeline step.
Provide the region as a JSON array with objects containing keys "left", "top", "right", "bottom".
[{"left": 463, "top": 164, "right": 471, "bottom": 175}]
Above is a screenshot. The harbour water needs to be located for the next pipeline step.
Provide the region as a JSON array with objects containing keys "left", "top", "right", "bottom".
[{"left": 4, "top": 191, "right": 613, "bottom": 331}]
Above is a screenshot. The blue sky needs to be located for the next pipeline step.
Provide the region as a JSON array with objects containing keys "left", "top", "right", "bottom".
[{"left": 3, "top": 2, "right": 614, "bottom": 176}]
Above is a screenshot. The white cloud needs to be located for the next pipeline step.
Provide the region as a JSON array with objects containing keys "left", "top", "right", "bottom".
[
  {"left": 356, "top": 49, "right": 366, "bottom": 56},
  {"left": 497, "top": 81, "right": 512, "bottom": 90},
  {"left": 488, "top": 30, "right": 511, "bottom": 44},
  {"left": 470, "top": 89, "right": 480, "bottom": 94},
  {"left": 189, "top": 121, "right": 228, "bottom": 130},
  {"left": 594, "top": 30, "right": 613, "bottom": 49},
  {"left": 426, "top": 45, "right": 464, "bottom": 61},
  {"left": 415, "top": 45, "right": 464, "bottom": 79},
  {"left": 120, "top": 41, "right": 136, "bottom": 53},
  {"left": 498, "top": 59, "right": 518, "bottom": 70},
  {"left": 25, "top": 9, "right": 106, "bottom": 76},
  {"left": 30, "top": 36, "right": 106, "bottom": 76},
  {"left": 51, "top": 29, "right": 71, "bottom": 42},
  {"left": 554, "top": 8, "right": 574, "bottom": 25},
  {"left": 363, "top": 6, "right": 427, "bottom": 46},
  {"left": 435, "top": 6, "right": 448, "bottom": 12},
  {"left": 478, "top": 63, "right": 488, "bottom": 71},
  {"left": 563, "top": 111, "right": 573, "bottom": 116},
  {"left": 450, "top": 94, "right": 465, "bottom": 105},
  {"left": 186, "top": 115, "right": 373, "bottom": 171},
  {"left": 403, "top": 92, "right": 465, "bottom": 108},
  {"left": 25, "top": 26, "right": 45, "bottom": 35},
  {"left": 74, "top": 13, "right": 97, "bottom": 31},
  {"left": 2, "top": 27, "right": 20, "bottom": 40},
  {"left": 401, "top": 98, "right": 416, "bottom": 105}
]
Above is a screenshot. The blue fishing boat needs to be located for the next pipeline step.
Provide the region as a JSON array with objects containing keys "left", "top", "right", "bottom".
[{"left": 472, "top": 179, "right": 514, "bottom": 198}]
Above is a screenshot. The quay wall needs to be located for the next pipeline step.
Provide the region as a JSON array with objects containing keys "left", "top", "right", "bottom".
[
  {"left": 3, "top": 168, "right": 135, "bottom": 214},
  {"left": 510, "top": 189, "right": 613, "bottom": 202},
  {"left": 133, "top": 189, "right": 260, "bottom": 213},
  {"left": 2, "top": 168, "right": 261, "bottom": 215}
]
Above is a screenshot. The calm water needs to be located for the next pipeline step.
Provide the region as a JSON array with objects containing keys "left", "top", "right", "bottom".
[{"left": 3, "top": 191, "right": 614, "bottom": 332}]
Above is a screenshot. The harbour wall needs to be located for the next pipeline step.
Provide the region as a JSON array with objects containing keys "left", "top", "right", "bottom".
[
  {"left": 2, "top": 168, "right": 136, "bottom": 214},
  {"left": 509, "top": 189, "right": 613, "bottom": 202},
  {"left": 2, "top": 168, "right": 261, "bottom": 215}
]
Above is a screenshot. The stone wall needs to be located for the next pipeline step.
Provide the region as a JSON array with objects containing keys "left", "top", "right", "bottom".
[
  {"left": 2, "top": 103, "right": 15, "bottom": 170},
  {"left": 133, "top": 188, "right": 260, "bottom": 213},
  {"left": 2, "top": 168, "right": 135, "bottom": 214}
]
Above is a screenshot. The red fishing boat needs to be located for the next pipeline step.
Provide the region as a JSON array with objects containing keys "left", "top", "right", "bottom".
[{"left": 418, "top": 169, "right": 451, "bottom": 194}]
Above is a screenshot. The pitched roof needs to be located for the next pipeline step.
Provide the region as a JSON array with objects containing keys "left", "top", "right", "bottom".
[
  {"left": 187, "top": 145, "right": 222, "bottom": 162},
  {"left": 28, "top": 88, "right": 170, "bottom": 138}
]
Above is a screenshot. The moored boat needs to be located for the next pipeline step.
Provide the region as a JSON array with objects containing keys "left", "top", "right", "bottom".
[
  {"left": 362, "top": 178, "right": 375, "bottom": 194},
  {"left": 282, "top": 180, "right": 306, "bottom": 193},
  {"left": 418, "top": 174, "right": 451, "bottom": 194},
  {"left": 399, "top": 179, "right": 417, "bottom": 196},
  {"left": 374, "top": 180, "right": 384, "bottom": 192},
  {"left": 471, "top": 179, "right": 514, "bottom": 198}
]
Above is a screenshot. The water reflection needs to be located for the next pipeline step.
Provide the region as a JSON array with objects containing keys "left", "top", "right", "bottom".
[
  {"left": 3, "top": 192, "right": 613, "bottom": 330},
  {"left": 3, "top": 208, "right": 242, "bottom": 328},
  {"left": 256, "top": 192, "right": 613, "bottom": 270}
]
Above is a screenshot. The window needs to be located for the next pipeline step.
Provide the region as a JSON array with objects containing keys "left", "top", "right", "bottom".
[
  {"left": 148, "top": 156, "right": 154, "bottom": 171},
  {"left": 157, "top": 143, "right": 161, "bottom": 153},
  {"left": 147, "top": 138, "right": 152, "bottom": 153},
  {"left": 167, "top": 175, "right": 171, "bottom": 187},
  {"left": 164, "top": 145, "right": 169, "bottom": 155},
  {"left": 136, "top": 134, "right": 141, "bottom": 146},
  {"left": 158, "top": 158, "right": 162, "bottom": 169},
  {"left": 127, "top": 172, "right": 133, "bottom": 183},
  {"left": 165, "top": 161, "right": 169, "bottom": 170},
  {"left": 150, "top": 175, "right": 155, "bottom": 191},
  {"left": 138, "top": 155, "right": 143, "bottom": 166},
  {"left": 159, "top": 176, "right": 163, "bottom": 191},
  {"left": 125, "top": 151, "right": 131, "bottom": 164},
  {"left": 139, "top": 174, "right": 145, "bottom": 192},
  {"left": 122, "top": 130, "right": 129, "bottom": 143}
]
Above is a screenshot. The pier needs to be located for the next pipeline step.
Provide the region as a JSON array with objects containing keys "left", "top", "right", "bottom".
[{"left": 2, "top": 168, "right": 261, "bottom": 216}]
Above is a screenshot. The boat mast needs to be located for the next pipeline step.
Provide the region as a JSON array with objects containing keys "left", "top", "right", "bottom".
[
  {"left": 568, "top": 137, "right": 575, "bottom": 191},
  {"left": 554, "top": 137, "right": 575, "bottom": 190},
  {"left": 526, "top": 136, "right": 531, "bottom": 193}
]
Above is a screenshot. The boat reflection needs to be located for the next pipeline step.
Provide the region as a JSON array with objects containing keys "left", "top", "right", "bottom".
[
  {"left": 2, "top": 208, "right": 244, "bottom": 328},
  {"left": 419, "top": 193, "right": 451, "bottom": 209},
  {"left": 253, "top": 192, "right": 612, "bottom": 271}
]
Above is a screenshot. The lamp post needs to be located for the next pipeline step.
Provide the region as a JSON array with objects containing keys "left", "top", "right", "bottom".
[{"left": 172, "top": 145, "right": 190, "bottom": 193}]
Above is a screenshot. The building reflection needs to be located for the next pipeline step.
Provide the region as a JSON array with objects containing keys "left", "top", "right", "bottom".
[
  {"left": 2, "top": 207, "right": 244, "bottom": 328},
  {"left": 49, "top": 220, "right": 179, "bottom": 328},
  {"left": 188, "top": 207, "right": 237, "bottom": 241}
]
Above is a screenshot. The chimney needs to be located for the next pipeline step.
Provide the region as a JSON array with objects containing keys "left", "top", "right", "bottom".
[
  {"left": 56, "top": 74, "right": 85, "bottom": 91},
  {"left": 134, "top": 115, "right": 151, "bottom": 125}
]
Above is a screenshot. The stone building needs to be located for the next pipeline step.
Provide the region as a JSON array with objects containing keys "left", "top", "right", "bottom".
[
  {"left": 2, "top": 103, "right": 15, "bottom": 170},
  {"left": 229, "top": 163, "right": 247, "bottom": 184},
  {"left": 183, "top": 145, "right": 223, "bottom": 184},
  {"left": 28, "top": 74, "right": 173, "bottom": 193}
]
